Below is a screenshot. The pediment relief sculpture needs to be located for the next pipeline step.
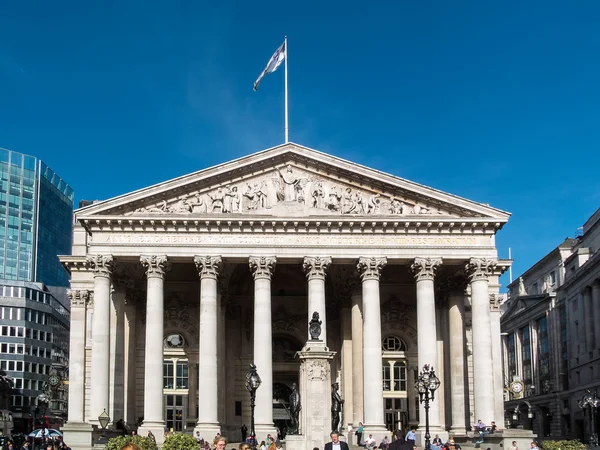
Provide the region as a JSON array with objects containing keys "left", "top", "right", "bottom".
[{"left": 127, "top": 164, "right": 448, "bottom": 218}]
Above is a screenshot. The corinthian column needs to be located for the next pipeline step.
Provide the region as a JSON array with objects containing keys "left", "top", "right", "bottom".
[
  {"left": 410, "top": 257, "right": 443, "bottom": 433},
  {"left": 446, "top": 278, "right": 467, "bottom": 434},
  {"left": 466, "top": 257, "right": 496, "bottom": 426},
  {"left": 303, "top": 256, "right": 332, "bottom": 344},
  {"left": 66, "top": 289, "right": 90, "bottom": 423},
  {"left": 249, "top": 256, "right": 277, "bottom": 436},
  {"left": 357, "top": 256, "right": 387, "bottom": 438},
  {"left": 351, "top": 289, "right": 364, "bottom": 427},
  {"left": 194, "top": 256, "right": 222, "bottom": 437},
  {"left": 139, "top": 255, "right": 170, "bottom": 442},
  {"left": 87, "top": 254, "right": 114, "bottom": 422}
]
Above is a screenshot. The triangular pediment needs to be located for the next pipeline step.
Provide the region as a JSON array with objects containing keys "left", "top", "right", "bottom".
[{"left": 77, "top": 143, "right": 510, "bottom": 221}]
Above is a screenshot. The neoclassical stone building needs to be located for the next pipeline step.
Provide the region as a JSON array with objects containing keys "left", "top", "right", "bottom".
[{"left": 60, "top": 143, "right": 511, "bottom": 448}]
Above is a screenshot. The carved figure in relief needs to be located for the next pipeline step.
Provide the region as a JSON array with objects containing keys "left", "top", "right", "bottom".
[
  {"left": 223, "top": 185, "right": 233, "bottom": 213},
  {"left": 312, "top": 182, "right": 326, "bottom": 209},
  {"left": 328, "top": 186, "right": 342, "bottom": 211},
  {"left": 277, "top": 164, "right": 300, "bottom": 202},
  {"left": 243, "top": 183, "right": 259, "bottom": 210},
  {"left": 355, "top": 191, "right": 366, "bottom": 214},
  {"left": 309, "top": 311, "right": 322, "bottom": 340},
  {"left": 188, "top": 194, "right": 207, "bottom": 213},
  {"left": 208, "top": 188, "right": 225, "bottom": 212},
  {"left": 143, "top": 200, "right": 168, "bottom": 213},
  {"left": 255, "top": 181, "right": 268, "bottom": 208},
  {"left": 367, "top": 194, "right": 381, "bottom": 214},
  {"left": 231, "top": 186, "right": 241, "bottom": 212},
  {"left": 171, "top": 198, "right": 191, "bottom": 214},
  {"left": 343, "top": 188, "right": 356, "bottom": 214}
]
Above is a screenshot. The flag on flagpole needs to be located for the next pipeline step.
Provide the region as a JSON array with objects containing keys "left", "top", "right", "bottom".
[{"left": 253, "top": 41, "right": 285, "bottom": 91}]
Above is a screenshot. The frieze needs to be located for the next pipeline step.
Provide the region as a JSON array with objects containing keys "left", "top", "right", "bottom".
[
  {"left": 98, "top": 233, "right": 486, "bottom": 248},
  {"left": 126, "top": 165, "right": 449, "bottom": 217}
]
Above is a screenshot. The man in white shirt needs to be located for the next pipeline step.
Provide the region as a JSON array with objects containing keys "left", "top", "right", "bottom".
[
  {"left": 365, "top": 434, "right": 377, "bottom": 449},
  {"left": 406, "top": 429, "right": 417, "bottom": 447}
]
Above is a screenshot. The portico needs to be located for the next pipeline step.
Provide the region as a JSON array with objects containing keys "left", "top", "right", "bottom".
[{"left": 60, "top": 143, "right": 510, "bottom": 448}]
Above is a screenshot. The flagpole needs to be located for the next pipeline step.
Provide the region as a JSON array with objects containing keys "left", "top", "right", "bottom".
[{"left": 284, "top": 35, "right": 289, "bottom": 143}]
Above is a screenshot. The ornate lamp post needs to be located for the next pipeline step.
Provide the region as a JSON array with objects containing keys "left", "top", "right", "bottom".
[
  {"left": 97, "top": 409, "right": 111, "bottom": 444},
  {"left": 415, "top": 364, "right": 440, "bottom": 450},
  {"left": 245, "top": 364, "right": 262, "bottom": 449},
  {"left": 578, "top": 389, "right": 599, "bottom": 447}
]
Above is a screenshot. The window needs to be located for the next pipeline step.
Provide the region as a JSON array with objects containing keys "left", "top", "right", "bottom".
[
  {"left": 383, "top": 364, "right": 391, "bottom": 391},
  {"left": 382, "top": 336, "right": 407, "bottom": 352},
  {"left": 176, "top": 361, "right": 188, "bottom": 389},
  {"left": 164, "top": 361, "right": 174, "bottom": 389},
  {"left": 393, "top": 361, "right": 407, "bottom": 391},
  {"left": 507, "top": 332, "right": 516, "bottom": 377},
  {"left": 559, "top": 306, "right": 568, "bottom": 389}
]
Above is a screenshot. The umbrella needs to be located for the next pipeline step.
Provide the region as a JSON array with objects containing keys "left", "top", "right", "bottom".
[{"left": 27, "top": 429, "right": 63, "bottom": 438}]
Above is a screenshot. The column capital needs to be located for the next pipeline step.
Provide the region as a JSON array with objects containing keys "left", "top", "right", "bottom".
[
  {"left": 140, "top": 255, "right": 171, "bottom": 279},
  {"left": 466, "top": 257, "right": 497, "bottom": 282},
  {"left": 410, "top": 257, "right": 442, "bottom": 282},
  {"left": 86, "top": 254, "right": 115, "bottom": 278},
  {"left": 194, "top": 255, "right": 222, "bottom": 280},
  {"left": 67, "top": 289, "right": 91, "bottom": 308},
  {"left": 249, "top": 256, "right": 277, "bottom": 280},
  {"left": 302, "top": 256, "right": 332, "bottom": 281},
  {"left": 357, "top": 257, "right": 387, "bottom": 281}
]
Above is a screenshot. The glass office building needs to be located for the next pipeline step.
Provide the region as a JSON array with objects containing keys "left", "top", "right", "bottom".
[{"left": 0, "top": 148, "right": 73, "bottom": 287}]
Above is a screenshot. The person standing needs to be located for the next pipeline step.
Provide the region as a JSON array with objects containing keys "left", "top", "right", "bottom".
[
  {"left": 405, "top": 429, "right": 417, "bottom": 447},
  {"left": 508, "top": 441, "right": 518, "bottom": 450},
  {"left": 324, "top": 431, "right": 350, "bottom": 450},
  {"left": 356, "top": 422, "right": 364, "bottom": 446},
  {"left": 241, "top": 425, "right": 248, "bottom": 443}
]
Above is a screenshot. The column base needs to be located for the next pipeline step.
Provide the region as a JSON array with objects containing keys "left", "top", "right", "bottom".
[
  {"left": 194, "top": 423, "right": 222, "bottom": 445},
  {"left": 138, "top": 421, "right": 166, "bottom": 446},
  {"left": 363, "top": 425, "right": 390, "bottom": 445},
  {"left": 61, "top": 422, "right": 93, "bottom": 450},
  {"left": 449, "top": 427, "right": 467, "bottom": 437},
  {"left": 254, "top": 424, "right": 278, "bottom": 443},
  {"left": 285, "top": 435, "right": 306, "bottom": 450},
  {"left": 416, "top": 429, "right": 448, "bottom": 447}
]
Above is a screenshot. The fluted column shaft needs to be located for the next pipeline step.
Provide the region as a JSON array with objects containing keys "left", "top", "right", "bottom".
[
  {"left": 303, "top": 257, "right": 332, "bottom": 344},
  {"left": 195, "top": 256, "right": 222, "bottom": 431},
  {"left": 358, "top": 257, "right": 387, "bottom": 432},
  {"left": 593, "top": 282, "right": 600, "bottom": 351},
  {"left": 467, "top": 258, "right": 496, "bottom": 426},
  {"left": 250, "top": 256, "right": 277, "bottom": 429},
  {"left": 140, "top": 255, "right": 170, "bottom": 429},
  {"left": 448, "top": 289, "right": 466, "bottom": 434},
  {"left": 351, "top": 291, "right": 364, "bottom": 427},
  {"left": 583, "top": 288, "right": 594, "bottom": 351},
  {"left": 67, "top": 290, "right": 90, "bottom": 423},
  {"left": 88, "top": 255, "right": 114, "bottom": 421},
  {"left": 411, "top": 257, "right": 442, "bottom": 431}
]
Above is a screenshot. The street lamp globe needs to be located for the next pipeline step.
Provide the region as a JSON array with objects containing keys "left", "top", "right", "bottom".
[{"left": 98, "top": 409, "right": 110, "bottom": 430}]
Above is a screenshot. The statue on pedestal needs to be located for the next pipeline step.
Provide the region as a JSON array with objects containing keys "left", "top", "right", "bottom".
[
  {"left": 309, "top": 312, "right": 322, "bottom": 340},
  {"left": 331, "top": 382, "right": 344, "bottom": 433},
  {"left": 288, "top": 382, "right": 301, "bottom": 434}
]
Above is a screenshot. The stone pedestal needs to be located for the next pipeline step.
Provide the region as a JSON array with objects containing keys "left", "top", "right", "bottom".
[
  {"left": 61, "top": 422, "right": 93, "bottom": 450},
  {"left": 287, "top": 340, "right": 336, "bottom": 450},
  {"left": 454, "top": 429, "right": 536, "bottom": 450}
]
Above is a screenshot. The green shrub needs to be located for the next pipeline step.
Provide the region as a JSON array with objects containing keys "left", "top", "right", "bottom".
[
  {"left": 163, "top": 433, "right": 200, "bottom": 450},
  {"left": 105, "top": 435, "right": 158, "bottom": 450},
  {"left": 541, "top": 440, "right": 586, "bottom": 450}
]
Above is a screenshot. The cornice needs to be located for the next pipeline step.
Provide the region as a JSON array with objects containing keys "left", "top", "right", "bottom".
[
  {"left": 59, "top": 256, "right": 90, "bottom": 273},
  {"left": 78, "top": 216, "right": 504, "bottom": 236}
]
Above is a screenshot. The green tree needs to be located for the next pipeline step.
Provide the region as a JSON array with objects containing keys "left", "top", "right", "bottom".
[
  {"left": 105, "top": 435, "right": 158, "bottom": 450},
  {"left": 541, "top": 440, "right": 586, "bottom": 450},
  {"left": 163, "top": 433, "right": 200, "bottom": 450}
]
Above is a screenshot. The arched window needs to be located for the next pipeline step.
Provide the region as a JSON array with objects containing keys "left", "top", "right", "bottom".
[{"left": 382, "top": 336, "right": 407, "bottom": 352}]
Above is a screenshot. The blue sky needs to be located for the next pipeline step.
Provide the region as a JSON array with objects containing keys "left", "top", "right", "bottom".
[{"left": 1, "top": 1, "right": 599, "bottom": 288}]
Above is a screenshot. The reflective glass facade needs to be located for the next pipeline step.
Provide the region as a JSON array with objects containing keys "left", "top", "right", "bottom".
[{"left": 0, "top": 149, "right": 73, "bottom": 287}]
